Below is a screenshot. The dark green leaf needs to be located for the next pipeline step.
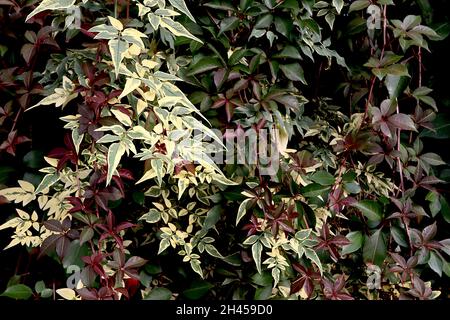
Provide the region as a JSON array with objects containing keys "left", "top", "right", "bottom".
[
  {"left": 341, "top": 231, "right": 364, "bottom": 255},
  {"left": 1, "top": 284, "right": 33, "bottom": 300},
  {"left": 219, "top": 16, "right": 240, "bottom": 35},
  {"left": 145, "top": 287, "right": 172, "bottom": 300},
  {"left": 428, "top": 251, "right": 443, "bottom": 277},
  {"left": 280, "top": 63, "right": 306, "bottom": 84},
  {"left": 254, "top": 14, "right": 273, "bottom": 29},
  {"left": 187, "top": 57, "right": 223, "bottom": 76},
  {"left": 363, "top": 229, "right": 387, "bottom": 266},
  {"left": 254, "top": 285, "right": 272, "bottom": 300},
  {"left": 203, "top": 205, "right": 222, "bottom": 230},
  {"left": 391, "top": 226, "right": 408, "bottom": 247},
  {"left": 351, "top": 200, "right": 383, "bottom": 222},
  {"left": 349, "top": 0, "right": 370, "bottom": 12},
  {"left": 182, "top": 280, "right": 214, "bottom": 300},
  {"left": 300, "top": 183, "right": 330, "bottom": 198},
  {"left": 310, "top": 171, "right": 335, "bottom": 186},
  {"left": 250, "top": 272, "right": 272, "bottom": 286},
  {"left": 23, "top": 150, "right": 44, "bottom": 169}
]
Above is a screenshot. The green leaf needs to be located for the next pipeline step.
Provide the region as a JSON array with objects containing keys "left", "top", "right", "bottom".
[
  {"left": 440, "top": 196, "right": 450, "bottom": 224},
  {"left": 419, "top": 114, "right": 450, "bottom": 139},
  {"left": 273, "top": 45, "right": 302, "bottom": 60},
  {"left": 391, "top": 226, "right": 408, "bottom": 247},
  {"left": 203, "top": 205, "right": 222, "bottom": 230},
  {"left": 418, "top": 95, "right": 438, "bottom": 111},
  {"left": 254, "top": 14, "right": 273, "bottom": 29},
  {"left": 385, "top": 75, "right": 409, "bottom": 99},
  {"left": 187, "top": 57, "right": 222, "bottom": 76},
  {"left": 351, "top": 200, "right": 383, "bottom": 223},
  {"left": 26, "top": 0, "right": 75, "bottom": 21},
  {"left": 79, "top": 227, "right": 94, "bottom": 246},
  {"left": 343, "top": 181, "right": 361, "bottom": 194},
  {"left": 385, "top": 64, "right": 409, "bottom": 77},
  {"left": 168, "top": 0, "right": 196, "bottom": 22},
  {"left": 349, "top": 0, "right": 370, "bottom": 13},
  {"left": 182, "top": 280, "right": 213, "bottom": 299},
  {"left": 106, "top": 142, "right": 126, "bottom": 185},
  {"left": 300, "top": 183, "right": 330, "bottom": 198},
  {"left": 219, "top": 16, "right": 240, "bottom": 35},
  {"left": 250, "top": 272, "right": 272, "bottom": 287},
  {"left": 279, "top": 63, "right": 306, "bottom": 84},
  {"left": 0, "top": 166, "right": 14, "bottom": 185},
  {"left": 310, "top": 171, "right": 335, "bottom": 186},
  {"left": 40, "top": 289, "right": 53, "bottom": 299},
  {"left": 421, "top": 153, "right": 446, "bottom": 166},
  {"left": 108, "top": 39, "right": 128, "bottom": 78},
  {"left": 23, "top": 150, "right": 44, "bottom": 169},
  {"left": 254, "top": 286, "right": 272, "bottom": 300},
  {"left": 203, "top": 1, "right": 236, "bottom": 11},
  {"left": 240, "top": 0, "right": 253, "bottom": 11},
  {"left": 428, "top": 251, "right": 443, "bottom": 277},
  {"left": 236, "top": 198, "right": 252, "bottom": 225},
  {"left": 252, "top": 242, "right": 263, "bottom": 274},
  {"left": 301, "top": 19, "right": 321, "bottom": 37},
  {"left": 1, "top": 284, "right": 33, "bottom": 300},
  {"left": 363, "top": 229, "right": 387, "bottom": 266},
  {"left": 34, "top": 281, "right": 46, "bottom": 294},
  {"left": 341, "top": 231, "right": 364, "bottom": 255},
  {"left": 145, "top": 287, "right": 172, "bottom": 300}
]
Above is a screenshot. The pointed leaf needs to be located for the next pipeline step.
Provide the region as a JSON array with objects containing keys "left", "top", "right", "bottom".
[
  {"left": 106, "top": 142, "right": 127, "bottom": 185},
  {"left": 236, "top": 198, "right": 251, "bottom": 225},
  {"left": 363, "top": 229, "right": 387, "bottom": 266},
  {"left": 1, "top": 284, "right": 33, "bottom": 300},
  {"left": 252, "top": 242, "right": 263, "bottom": 274},
  {"left": 108, "top": 39, "right": 128, "bottom": 77},
  {"left": 26, "top": 0, "right": 75, "bottom": 22}
]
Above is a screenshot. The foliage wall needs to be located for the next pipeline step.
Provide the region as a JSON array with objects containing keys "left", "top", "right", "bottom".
[{"left": 0, "top": 0, "right": 450, "bottom": 300}]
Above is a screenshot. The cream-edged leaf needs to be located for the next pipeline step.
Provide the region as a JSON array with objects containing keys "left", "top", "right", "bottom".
[
  {"left": 108, "top": 16, "right": 123, "bottom": 31},
  {"left": 118, "top": 78, "right": 141, "bottom": 100},
  {"left": 160, "top": 17, "right": 203, "bottom": 43},
  {"left": 108, "top": 39, "right": 129, "bottom": 77},
  {"left": 168, "top": 0, "right": 196, "bottom": 22},
  {"left": 106, "top": 142, "right": 127, "bottom": 185},
  {"left": 236, "top": 198, "right": 251, "bottom": 225},
  {"left": 26, "top": 0, "right": 75, "bottom": 22}
]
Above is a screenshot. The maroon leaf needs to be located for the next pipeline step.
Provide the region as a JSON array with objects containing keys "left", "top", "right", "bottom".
[
  {"left": 124, "top": 256, "right": 148, "bottom": 269},
  {"left": 43, "top": 220, "right": 63, "bottom": 232},
  {"left": 388, "top": 113, "right": 417, "bottom": 131}
]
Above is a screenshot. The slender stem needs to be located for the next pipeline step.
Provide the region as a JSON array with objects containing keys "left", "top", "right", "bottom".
[
  {"left": 418, "top": 47, "right": 422, "bottom": 87},
  {"left": 362, "top": 76, "right": 377, "bottom": 124},
  {"left": 396, "top": 103, "right": 405, "bottom": 196},
  {"left": 402, "top": 217, "right": 414, "bottom": 257},
  {"left": 114, "top": 0, "right": 118, "bottom": 18}
]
